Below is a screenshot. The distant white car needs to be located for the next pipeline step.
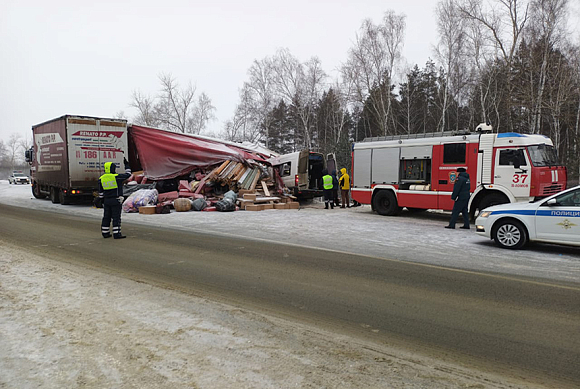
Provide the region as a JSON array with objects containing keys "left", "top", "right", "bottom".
[
  {"left": 475, "top": 185, "right": 580, "bottom": 249},
  {"left": 8, "top": 172, "right": 30, "bottom": 185}
]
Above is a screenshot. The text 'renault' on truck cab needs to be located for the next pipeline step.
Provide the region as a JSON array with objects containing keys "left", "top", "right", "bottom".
[
  {"left": 269, "top": 150, "right": 335, "bottom": 200},
  {"left": 351, "top": 123, "right": 567, "bottom": 218}
]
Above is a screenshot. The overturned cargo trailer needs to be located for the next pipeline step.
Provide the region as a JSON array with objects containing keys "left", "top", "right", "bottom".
[{"left": 127, "top": 125, "right": 275, "bottom": 180}]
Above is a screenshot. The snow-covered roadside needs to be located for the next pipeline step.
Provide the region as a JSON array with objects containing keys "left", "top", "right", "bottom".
[
  {"left": 0, "top": 242, "right": 543, "bottom": 389},
  {"left": 1, "top": 181, "right": 578, "bottom": 283}
]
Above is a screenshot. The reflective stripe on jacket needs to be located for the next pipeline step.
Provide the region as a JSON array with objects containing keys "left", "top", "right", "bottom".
[{"left": 100, "top": 173, "right": 118, "bottom": 190}]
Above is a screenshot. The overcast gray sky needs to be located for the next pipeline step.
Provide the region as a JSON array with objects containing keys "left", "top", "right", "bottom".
[{"left": 1, "top": 0, "right": 579, "bottom": 144}]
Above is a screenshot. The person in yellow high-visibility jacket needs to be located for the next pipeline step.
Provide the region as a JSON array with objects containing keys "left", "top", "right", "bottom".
[
  {"left": 339, "top": 168, "right": 351, "bottom": 208},
  {"left": 322, "top": 168, "right": 334, "bottom": 209},
  {"left": 98, "top": 159, "right": 131, "bottom": 239}
]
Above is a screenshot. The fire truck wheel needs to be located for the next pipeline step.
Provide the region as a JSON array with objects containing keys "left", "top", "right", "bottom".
[
  {"left": 492, "top": 219, "right": 528, "bottom": 249},
  {"left": 478, "top": 193, "right": 509, "bottom": 213},
  {"left": 373, "top": 190, "right": 402, "bottom": 216}
]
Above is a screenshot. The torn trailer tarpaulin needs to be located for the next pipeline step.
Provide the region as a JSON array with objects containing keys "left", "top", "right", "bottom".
[{"left": 129, "top": 125, "right": 269, "bottom": 180}]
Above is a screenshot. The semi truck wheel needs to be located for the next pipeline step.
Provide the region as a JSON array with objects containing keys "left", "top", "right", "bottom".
[
  {"left": 32, "top": 182, "right": 47, "bottom": 199},
  {"left": 59, "top": 189, "right": 71, "bottom": 205},
  {"left": 373, "top": 190, "right": 402, "bottom": 216},
  {"left": 50, "top": 187, "right": 59, "bottom": 204}
]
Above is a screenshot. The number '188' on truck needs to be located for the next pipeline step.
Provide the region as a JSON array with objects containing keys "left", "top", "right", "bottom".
[{"left": 350, "top": 123, "right": 567, "bottom": 218}]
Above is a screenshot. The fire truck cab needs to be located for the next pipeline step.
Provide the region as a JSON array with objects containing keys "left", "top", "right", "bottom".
[{"left": 351, "top": 124, "right": 567, "bottom": 218}]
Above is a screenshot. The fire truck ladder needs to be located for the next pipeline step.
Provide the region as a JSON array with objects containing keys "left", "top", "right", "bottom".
[{"left": 362, "top": 130, "right": 473, "bottom": 142}]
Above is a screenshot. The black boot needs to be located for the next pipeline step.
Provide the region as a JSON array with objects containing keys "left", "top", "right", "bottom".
[
  {"left": 114, "top": 235, "right": 126, "bottom": 239},
  {"left": 330, "top": 203, "right": 334, "bottom": 209},
  {"left": 325, "top": 203, "right": 329, "bottom": 209}
]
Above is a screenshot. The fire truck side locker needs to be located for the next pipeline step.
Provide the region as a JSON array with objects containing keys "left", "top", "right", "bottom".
[{"left": 372, "top": 148, "right": 400, "bottom": 185}]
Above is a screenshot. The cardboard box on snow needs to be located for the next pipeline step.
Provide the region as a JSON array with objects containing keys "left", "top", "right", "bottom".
[
  {"left": 138, "top": 205, "right": 156, "bottom": 214},
  {"left": 274, "top": 203, "right": 288, "bottom": 209},
  {"left": 287, "top": 202, "right": 299, "bottom": 209},
  {"left": 245, "top": 204, "right": 263, "bottom": 211}
]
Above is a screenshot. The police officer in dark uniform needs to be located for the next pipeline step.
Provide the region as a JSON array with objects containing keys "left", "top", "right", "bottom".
[
  {"left": 99, "top": 159, "right": 131, "bottom": 239},
  {"left": 446, "top": 167, "right": 471, "bottom": 229}
]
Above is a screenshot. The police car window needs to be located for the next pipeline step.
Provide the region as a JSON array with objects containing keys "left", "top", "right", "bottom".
[
  {"left": 555, "top": 189, "right": 580, "bottom": 207},
  {"left": 499, "top": 149, "right": 527, "bottom": 166},
  {"left": 443, "top": 143, "right": 466, "bottom": 164}
]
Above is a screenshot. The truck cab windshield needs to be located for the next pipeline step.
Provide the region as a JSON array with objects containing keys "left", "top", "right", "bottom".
[{"left": 527, "top": 144, "right": 559, "bottom": 167}]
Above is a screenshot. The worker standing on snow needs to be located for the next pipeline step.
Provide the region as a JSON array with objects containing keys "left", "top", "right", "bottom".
[
  {"left": 322, "top": 169, "right": 334, "bottom": 209},
  {"left": 331, "top": 170, "right": 340, "bottom": 207},
  {"left": 339, "top": 168, "right": 350, "bottom": 208},
  {"left": 446, "top": 167, "right": 471, "bottom": 230},
  {"left": 99, "top": 159, "right": 132, "bottom": 239}
]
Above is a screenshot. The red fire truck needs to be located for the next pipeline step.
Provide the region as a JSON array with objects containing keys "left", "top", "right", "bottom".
[{"left": 351, "top": 123, "right": 567, "bottom": 218}]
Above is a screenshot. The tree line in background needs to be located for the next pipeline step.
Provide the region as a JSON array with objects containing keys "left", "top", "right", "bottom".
[
  {"left": 217, "top": 0, "right": 579, "bottom": 182},
  {"left": 0, "top": 133, "right": 30, "bottom": 174},
  {"left": 124, "top": 0, "right": 580, "bottom": 184}
]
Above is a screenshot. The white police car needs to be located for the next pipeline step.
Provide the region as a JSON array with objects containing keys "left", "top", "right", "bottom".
[
  {"left": 475, "top": 185, "right": 580, "bottom": 249},
  {"left": 8, "top": 172, "right": 30, "bottom": 185}
]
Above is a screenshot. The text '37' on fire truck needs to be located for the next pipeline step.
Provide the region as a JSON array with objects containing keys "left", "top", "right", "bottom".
[{"left": 350, "top": 123, "right": 567, "bottom": 219}]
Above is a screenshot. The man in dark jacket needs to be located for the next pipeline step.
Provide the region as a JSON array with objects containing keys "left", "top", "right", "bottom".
[
  {"left": 446, "top": 167, "right": 471, "bottom": 229},
  {"left": 331, "top": 170, "right": 340, "bottom": 207},
  {"left": 99, "top": 159, "right": 131, "bottom": 239}
]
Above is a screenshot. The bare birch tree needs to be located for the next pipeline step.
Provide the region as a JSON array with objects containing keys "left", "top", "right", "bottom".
[
  {"left": 525, "top": 0, "right": 569, "bottom": 133},
  {"left": 573, "top": 47, "right": 580, "bottom": 183},
  {"left": 224, "top": 85, "right": 260, "bottom": 143},
  {"left": 129, "top": 90, "right": 159, "bottom": 127},
  {"left": 342, "top": 10, "right": 406, "bottom": 136},
  {"left": 189, "top": 92, "right": 216, "bottom": 134},
  {"left": 0, "top": 139, "right": 7, "bottom": 167},
  {"left": 6, "top": 133, "right": 23, "bottom": 171},
  {"left": 457, "top": 0, "right": 530, "bottom": 131},
  {"left": 130, "top": 73, "right": 215, "bottom": 134},
  {"left": 156, "top": 73, "right": 197, "bottom": 133},
  {"left": 435, "top": 0, "right": 468, "bottom": 132},
  {"left": 245, "top": 58, "right": 276, "bottom": 145},
  {"left": 271, "top": 49, "right": 327, "bottom": 149}
]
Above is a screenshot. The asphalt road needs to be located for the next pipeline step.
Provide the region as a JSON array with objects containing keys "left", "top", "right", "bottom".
[{"left": 2, "top": 203, "right": 579, "bottom": 388}]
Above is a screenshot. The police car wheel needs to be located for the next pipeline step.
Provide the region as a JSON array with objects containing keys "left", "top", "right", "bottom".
[{"left": 493, "top": 219, "right": 528, "bottom": 249}]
